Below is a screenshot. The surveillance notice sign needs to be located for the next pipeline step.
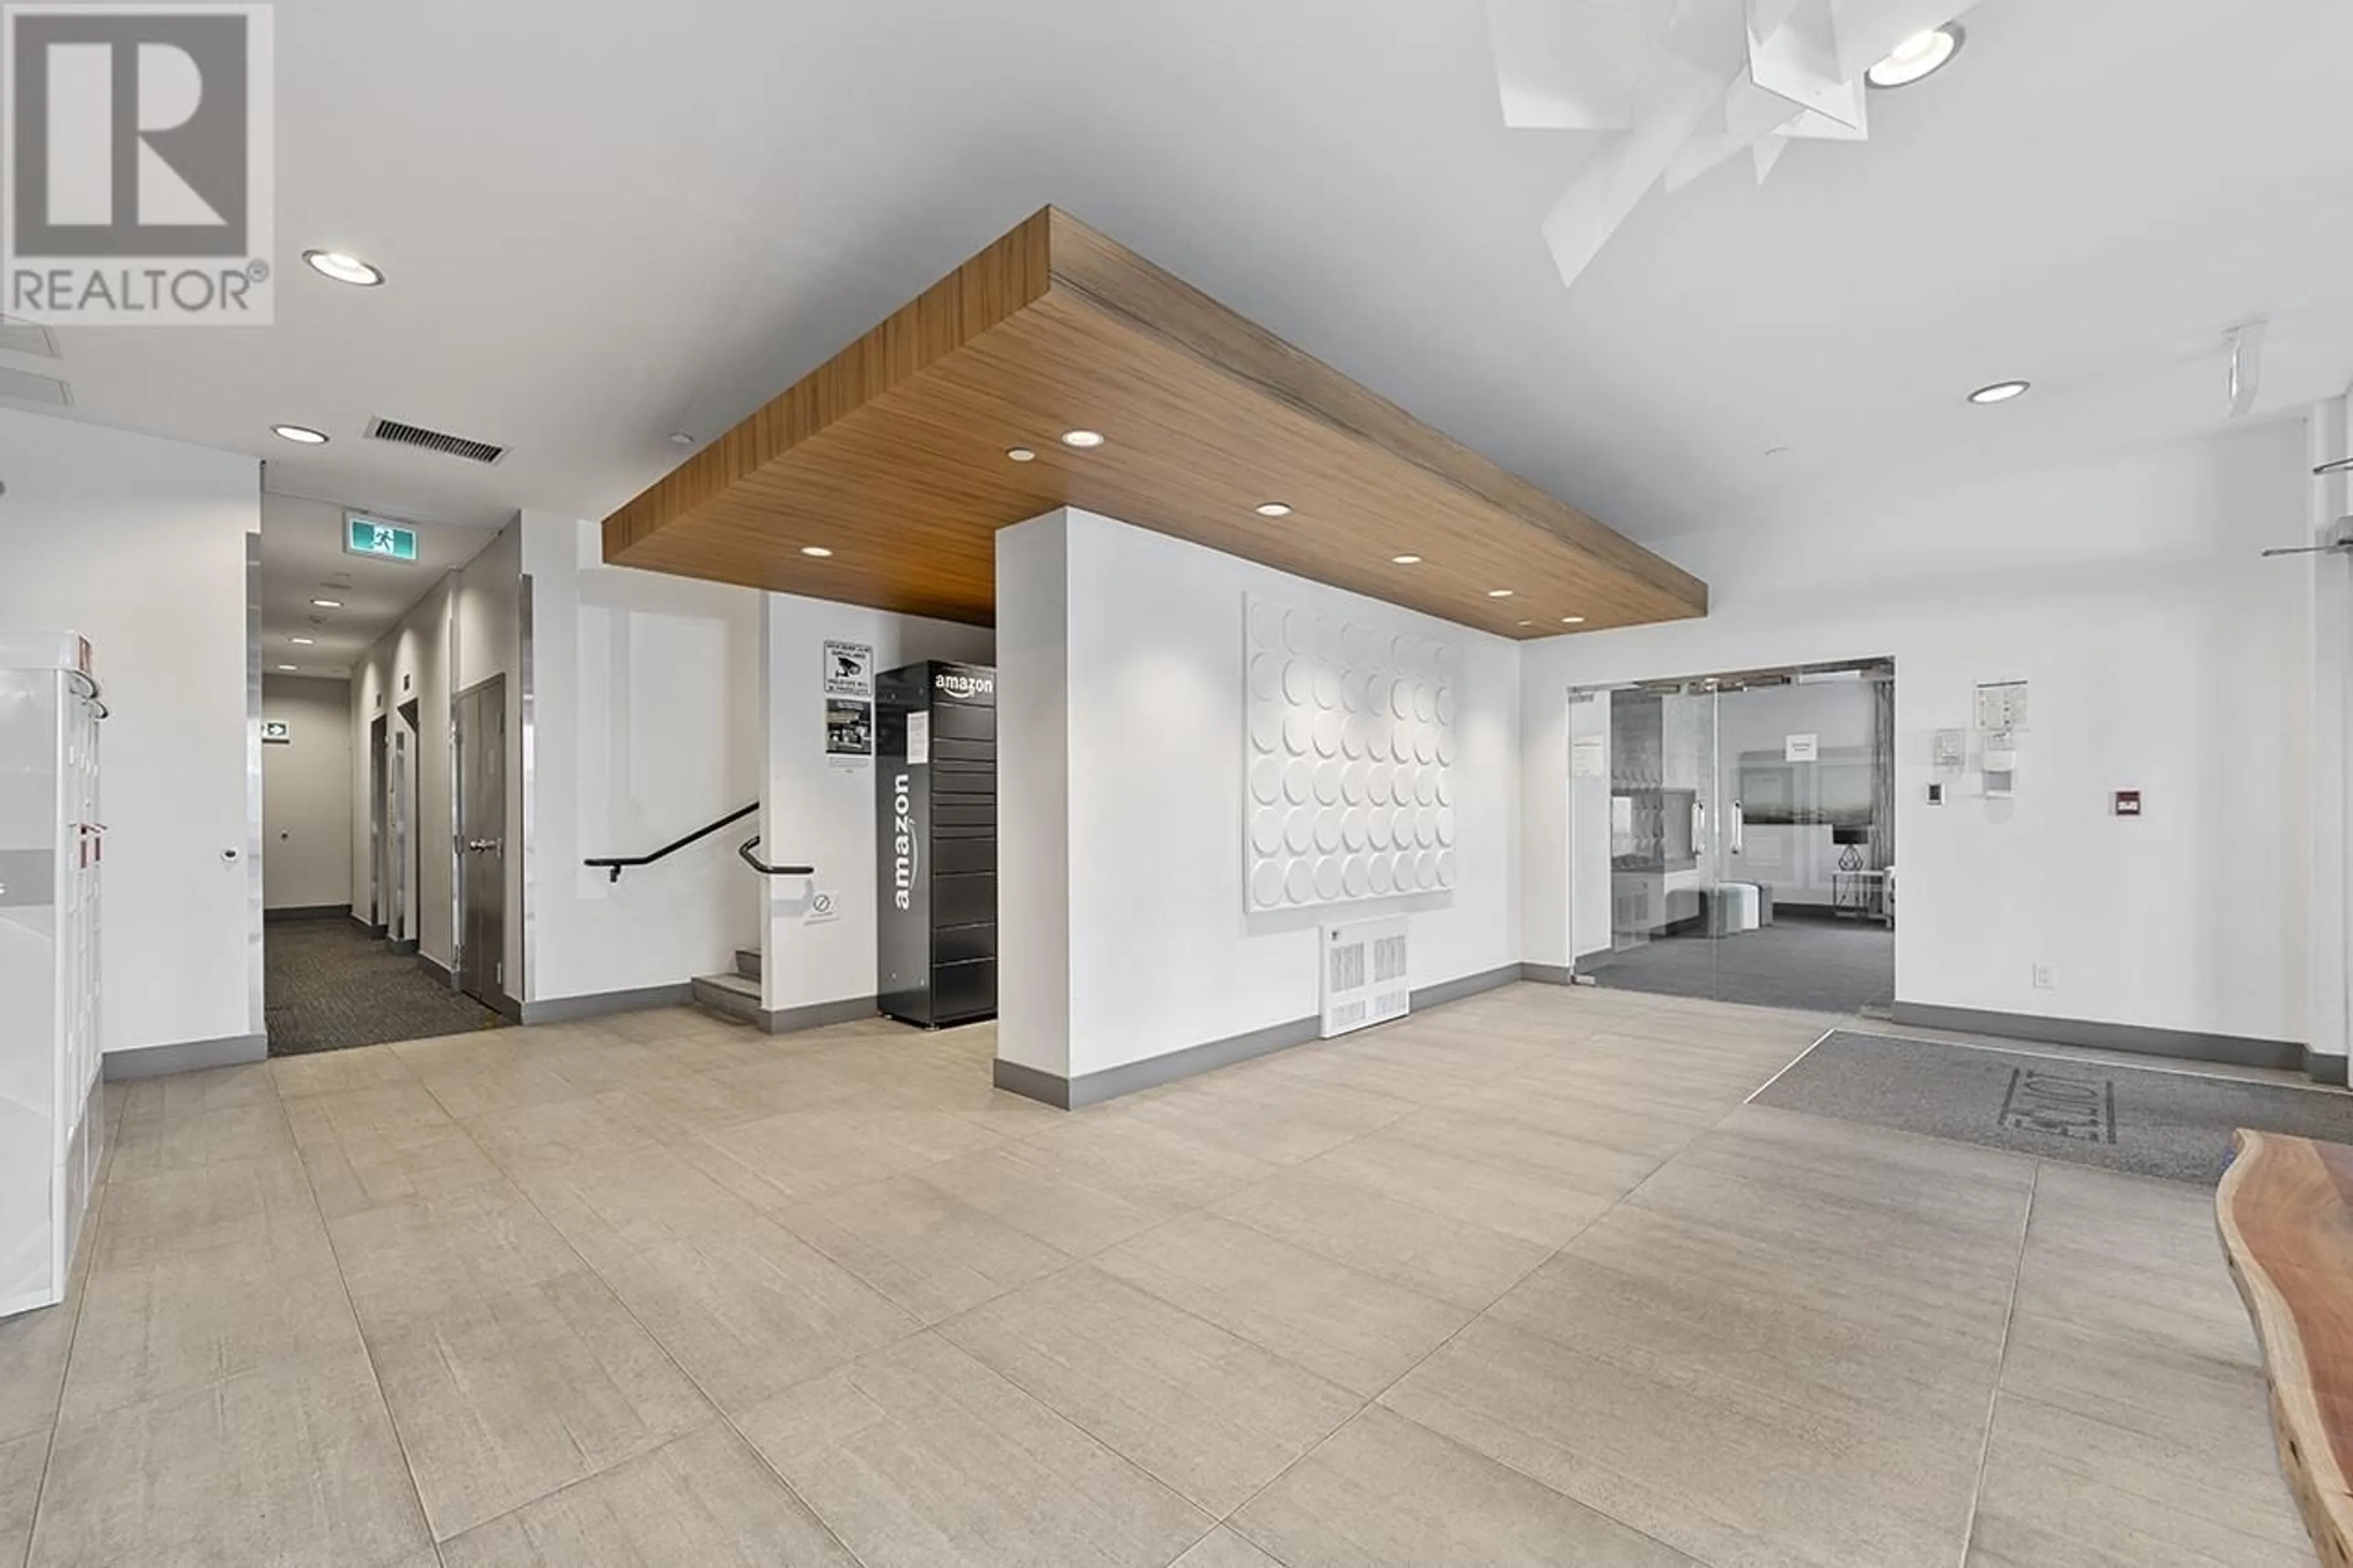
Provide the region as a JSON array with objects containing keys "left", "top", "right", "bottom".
[{"left": 824, "top": 641, "right": 874, "bottom": 700}]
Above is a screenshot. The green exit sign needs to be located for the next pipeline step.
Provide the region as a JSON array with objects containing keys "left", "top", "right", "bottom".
[{"left": 344, "top": 515, "right": 419, "bottom": 563}]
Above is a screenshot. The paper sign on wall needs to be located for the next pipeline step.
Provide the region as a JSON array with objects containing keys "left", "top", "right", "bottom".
[
  {"left": 825, "top": 699, "right": 873, "bottom": 762},
  {"left": 906, "top": 711, "right": 930, "bottom": 766},
  {"left": 1784, "top": 733, "right": 1818, "bottom": 762},
  {"left": 261, "top": 719, "right": 292, "bottom": 744},
  {"left": 823, "top": 641, "right": 874, "bottom": 699},
  {"left": 1570, "top": 735, "right": 1607, "bottom": 778},
  {"left": 804, "top": 890, "right": 842, "bottom": 925},
  {"left": 1975, "top": 681, "right": 2030, "bottom": 732}
]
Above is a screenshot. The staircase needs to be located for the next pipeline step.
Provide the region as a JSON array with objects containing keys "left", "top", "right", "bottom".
[{"left": 689, "top": 949, "right": 764, "bottom": 1025}]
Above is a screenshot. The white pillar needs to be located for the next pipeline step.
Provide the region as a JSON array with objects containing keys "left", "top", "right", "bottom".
[{"left": 994, "top": 511, "right": 1075, "bottom": 1096}]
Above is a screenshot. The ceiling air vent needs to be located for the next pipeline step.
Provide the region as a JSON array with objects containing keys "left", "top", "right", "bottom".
[{"left": 365, "top": 417, "right": 506, "bottom": 466}]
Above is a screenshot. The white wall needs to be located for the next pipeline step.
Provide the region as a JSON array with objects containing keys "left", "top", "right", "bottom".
[
  {"left": 521, "top": 512, "right": 763, "bottom": 1005},
  {"left": 759, "top": 594, "right": 994, "bottom": 1015},
  {"left": 0, "top": 410, "right": 260, "bottom": 1061},
  {"left": 2306, "top": 395, "right": 2352, "bottom": 1068},
  {"left": 1000, "top": 509, "right": 1522, "bottom": 1082},
  {"left": 262, "top": 675, "right": 354, "bottom": 910},
  {"left": 1526, "top": 419, "right": 2312, "bottom": 1046}
]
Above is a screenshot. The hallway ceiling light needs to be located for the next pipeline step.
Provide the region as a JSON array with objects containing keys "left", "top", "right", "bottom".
[
  {"left": 301, "top": 249, "right": 384, "bottom": 287},
  {"left": 276, "top": 664, "right": 299, "bottom": 672},
  {"left": 289, "top": 637, "right": 316, "bottom": 645},
  {"left": 1487, "top": 589, "right": 1514, "bottom": 598},
  {"left": 1059, "top": 430, "right": 1106, "bottom": 449},
  {"left": 1865, "top": 25, "right": 1965, "bottom": 88},
  {"left": 800, "top": 546, "right": 833, "bottom": 558},
  {"left": 1254, "top": 502, "right": 1292, "bottom": 518},
  {"left": 1561, "top": 616, "right": 1586, "bottom": 624},
  {"left": 1007, "top": 447, "right": 1038, "bottom": 463},
  {"left": 1968, "top": 379, "right": 2031, "bottom": 405},
  {"left": 272, "top": 423, "right": 329, "bottom": 444},
  {"left": 1517, "top": 619, "right": 1534, "bottom": 627},
  {"left": 311, "top": 598, "right": 342, "bottom": 608},
  {"left": 1390, "top": 554, "right": 1422, "bottom": 565}
]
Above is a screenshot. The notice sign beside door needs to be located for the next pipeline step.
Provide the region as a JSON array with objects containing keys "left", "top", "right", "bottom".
[{"left": 1784, "top": 733, "right": 1819, "bottom": 763}]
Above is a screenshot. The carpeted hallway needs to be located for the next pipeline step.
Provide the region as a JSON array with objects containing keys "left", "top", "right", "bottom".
[{"left": 263, "top": 914, "right": 504, "bottom": 1056}]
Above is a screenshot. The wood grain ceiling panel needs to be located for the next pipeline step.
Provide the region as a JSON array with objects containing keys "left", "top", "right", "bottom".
[{"left": 604, "top": 208, "right": 1707, "bottom": 637}]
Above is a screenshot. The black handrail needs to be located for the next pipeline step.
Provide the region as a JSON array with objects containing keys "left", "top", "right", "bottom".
[
  {"left": 738, "top": 835, "right": 815, "bottom": 878},
  {"left": 585, "top": 803, "right": 757, "bottom": 883}
]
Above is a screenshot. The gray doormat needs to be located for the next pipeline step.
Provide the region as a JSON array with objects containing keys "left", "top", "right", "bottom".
[{"left": 1754, "top": 1030, "right": 2353, "bottom": 1184}]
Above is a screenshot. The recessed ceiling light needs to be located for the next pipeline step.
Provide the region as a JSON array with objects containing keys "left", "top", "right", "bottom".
[
  {"left": 276, "top": 664, "right": 300, "bottom": 672},
  {"left": 301, "top": 249, "right": 384, "bottom": 287},
  {"left": 1517, "top": 620, "right": 1534, "bottom": 627},
  {"left": 1060, "top": 430, "right": 1105, "bottom": 449},
  {"left": 1007, "top": 447, "right": 1038, "bottom": 463},
  {"left": 1487, "top": 589, "right": 1514, "bottom": 598},
  {"left": 1254, "top": 502, "right": 1292, "bottom": 518},
  {"left": 800, "top": 546, "right": 833, "bottom": 558},
  {"left": 667, "top": 431, "right": 695, "bottom": 446},
  {"left": 1390, "top": 555, "right": 1422, "bottom": 566},
  {"left": 272, "top": 424, "right": 329, "bottom": 445},
  {"left": 311, "top": 598, "right": 342, "bottom": 609},
  {"left": 1561, "top": 616, "right": 1586, "bottom": 625},
  {"left": 290, "top": 637, "right": 316, "bottom": 646},
  {"left": 1968, "top": 379, "right": 2031, "bottom": 405},
  {"left": 1866, "top": 25, "right": 1963, "bottom": 88}
]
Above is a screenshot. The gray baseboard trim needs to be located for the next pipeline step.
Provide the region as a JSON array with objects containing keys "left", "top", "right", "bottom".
[
  {"left": 993, "top": 961, "right": 1536, "bottom": 1112},
  {"left": 2305, "top": 1050, "right": 2349, "bottom": 1087},
  {"left": 420, "top": 955, "right": 453, "bottom": 987},
  {"left": 104, "top": 1032, "right": 268, "bottom": 1080},
  {"left": 761, "top": 996, "right": 881, "bottom": 1035},
  {"left": 1412, "top": 963, "right": 1525, "bottom": 1010},
  {"left": 266, "top": 904, "right": 352, "bottom": 922},
  {"left": 520, "top": 983, "right": 693, "bottom": 1025},
  {"left": 388, "top": 937, "right": 419, "bottom": 957},
  {"left": 999, "top": 1012, "right": 1324, "bottom": 1111},
  {"left": 1520, "top": 962, "right": 1577, "bottom": 987},
  {"left": 1888, "top": 1001, "right": 2303, "bottom": 1074},
  {"left": 993, "top": 1058, "right": 1073, "bottom": 1110}
]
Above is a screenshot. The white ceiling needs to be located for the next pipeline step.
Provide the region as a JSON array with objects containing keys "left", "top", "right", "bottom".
[
  {"left": 10, "top": 0, "right": 2352, "bottom": 559},
  {"left": 257, "top": 491, "right": 500, "bottom": 677}
]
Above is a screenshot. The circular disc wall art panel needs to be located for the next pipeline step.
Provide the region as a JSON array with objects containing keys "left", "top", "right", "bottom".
[{"left": 1245, "top": 594, "right": 1460, "bottom": 910}]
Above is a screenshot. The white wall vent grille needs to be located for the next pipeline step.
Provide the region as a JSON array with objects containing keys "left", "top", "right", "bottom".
[
  {"left": 365, "top": 417, "right": 507, "bottom": 466},
  {"left": 1321, "top": 915, "right": 1409, "bottom": 1039}
]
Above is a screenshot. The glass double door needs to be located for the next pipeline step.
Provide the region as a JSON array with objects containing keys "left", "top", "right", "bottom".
[{"left": 1574, "top": 668, "right": 1895, "bottom": 1012}]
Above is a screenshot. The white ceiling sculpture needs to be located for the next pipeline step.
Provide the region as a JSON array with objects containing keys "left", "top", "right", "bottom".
[{"left": 1489, "top": 0, "right": 1984, "bottom": 287}]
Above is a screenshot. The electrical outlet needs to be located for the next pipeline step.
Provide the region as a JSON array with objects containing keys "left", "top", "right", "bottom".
[{"left": 2032, "top": 963, "right": 2057, "bottom": 991}]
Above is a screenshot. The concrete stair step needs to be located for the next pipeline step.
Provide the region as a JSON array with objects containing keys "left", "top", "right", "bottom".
[
  {"left": 689, "top": 970, "right": 762, "bottom": 1024},
  {"left": 735, "top": 948, "right": 762, "bottom": 981}
]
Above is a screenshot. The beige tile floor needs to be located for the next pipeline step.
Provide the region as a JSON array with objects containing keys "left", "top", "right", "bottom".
[{"left": 0, "top": 984, "right": 2310, "bottom": 1567}]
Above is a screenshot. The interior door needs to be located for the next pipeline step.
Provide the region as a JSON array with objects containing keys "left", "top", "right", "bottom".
[
  {"left": 387, "top": 724, "right": 411, "bottom": 944},
  {"left": 368, "top": 715, "right": 387, "bottom": 928},
  {"left": 455, "top": 678, "right": 507, "bottom": 1007}
]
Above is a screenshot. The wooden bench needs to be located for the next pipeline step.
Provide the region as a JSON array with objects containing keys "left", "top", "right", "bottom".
[{"left": 2217, "top": 1129, "right": 2353, "bottom": 1566}]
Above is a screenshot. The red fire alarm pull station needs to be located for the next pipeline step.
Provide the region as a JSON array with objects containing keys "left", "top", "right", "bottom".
[{"left": 2114, "top": 790, "right": 2143, "bottom": 817}]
